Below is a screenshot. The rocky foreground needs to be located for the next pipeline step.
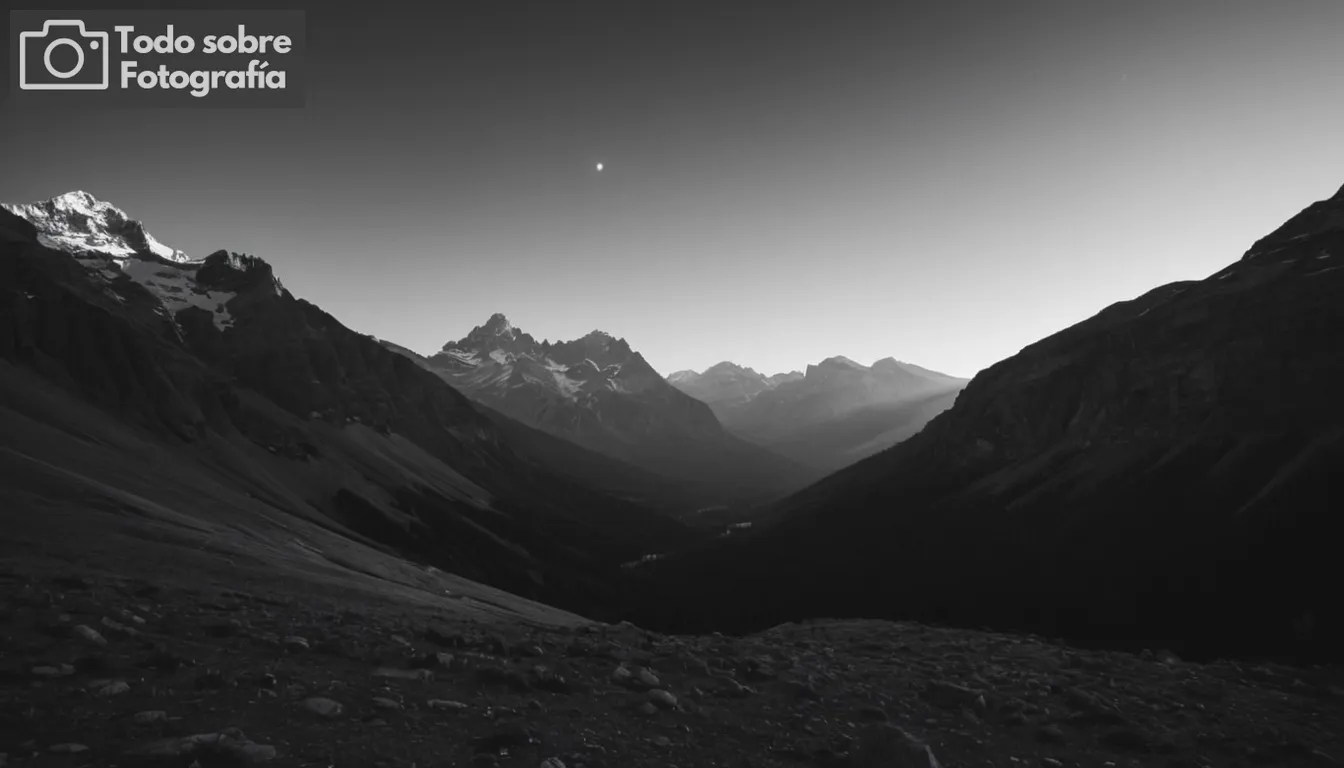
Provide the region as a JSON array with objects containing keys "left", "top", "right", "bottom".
[{"left": 1, "top": 569, "right": 1340, "bottom": 768}]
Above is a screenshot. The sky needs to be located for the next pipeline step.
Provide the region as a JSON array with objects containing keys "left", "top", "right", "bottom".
[{"left": 3, "top": 0, "right": 1344, "bottom": 379}]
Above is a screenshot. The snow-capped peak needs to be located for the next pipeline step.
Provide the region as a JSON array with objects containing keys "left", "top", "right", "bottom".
[
  {"left": 2, "top": 190, "right": 192, "bottom": 263},
  {"left": 2, "top": 191, "right": 250, "bottom": 333}
]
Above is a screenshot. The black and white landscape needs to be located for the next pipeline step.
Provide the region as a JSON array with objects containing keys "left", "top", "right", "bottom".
[{"left": 2, "top": 2, "right": 1343, "bottom": 766}]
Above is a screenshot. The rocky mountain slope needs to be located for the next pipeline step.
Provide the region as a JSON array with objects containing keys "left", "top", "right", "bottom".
[
  {"left": 670, "top": 356, "right": 969, "bottom": 471},
  {"left": 388, "top": 315, "right": 815, "bottom": 509},
  {"left": 3, "top": 564, "right": 1340, "bottom": 768},
  {"left": 639, "top": 183, "right": 1344, "bottom": 664},
  {"left": 0, "top": 192, "right": 696, "bottom": 623}
]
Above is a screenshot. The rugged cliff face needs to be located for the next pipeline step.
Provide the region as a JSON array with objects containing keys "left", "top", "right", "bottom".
[{"left": 639, "top": 184, "right": 1344, "bottom": 663}]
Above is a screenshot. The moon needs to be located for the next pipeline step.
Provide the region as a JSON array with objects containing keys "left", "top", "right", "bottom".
[{"left": 596, "top": 162, "right": 604, "bottom": 172}]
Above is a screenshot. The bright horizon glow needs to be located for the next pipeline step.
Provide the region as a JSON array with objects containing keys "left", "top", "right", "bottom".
[{"left": 3, "top": 2, "right": 1342, "bottom": 381}]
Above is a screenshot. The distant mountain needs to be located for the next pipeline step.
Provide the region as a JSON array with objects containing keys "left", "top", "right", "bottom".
[
  {"left": 373, "top": 339, "right": 717, "bottom": 517},
  {"left": 666, "top": 361, "right": 788, "bottom": 410},
  {"left": 0, "top": 192, "right": 697, "bottom": 620},
  {"left": 639, "top": 183, "right": 1344, "bottom": 663},
  {"left": 385, "top": 315, "right": 814, "bottom": 508},
  {"left": 670, "top": 355, "right": 968, "bottom": 471}
]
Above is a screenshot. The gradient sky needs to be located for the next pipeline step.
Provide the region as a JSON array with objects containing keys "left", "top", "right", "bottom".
[{"left": 4, "top": 0, "right": 1344, "bottom": 379}]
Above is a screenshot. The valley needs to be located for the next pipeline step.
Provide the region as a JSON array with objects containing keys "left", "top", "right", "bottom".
[{"left": 1, "top": 182, "right": 1342, "bottom": 767}]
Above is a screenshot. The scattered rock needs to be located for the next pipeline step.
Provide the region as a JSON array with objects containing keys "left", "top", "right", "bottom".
[
  {"left": 95, "top": 680, "right": 130, "bottom": 696},
  {"left": 132, "top": 710, "right": 169, "bottom": 725},
  {"left": 720, "top": 677, "right": 754, "bottom": 698},
  {"left": 302, "top": 697, "right": 344, "bottom": 718},
  {"left": 853, "top": 724, "right": 941, "bottom": 768},
  {"left": 124, "top": 732, "right": 277, "bottom": 764},
  {"left": 373, "top": 667, "right": 434, "bottom": 682},
  {"left": 649, "top": 689, "right": 678, "bottom": 709},
  {"left": 101, "top": 616, "right": 140, "bottom": 638},
  {"left": 73, "top": 624, "right": 107, "bottom": 647},
  {"left": 530, "top": 665, "right": 573, "bottom": 693}
]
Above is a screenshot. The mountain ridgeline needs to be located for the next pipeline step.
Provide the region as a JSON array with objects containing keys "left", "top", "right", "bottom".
[
  {"left": 631, "top": 182, "right": 1344, "bottom": 663},
  {"left": 382, "top": 314, "right": 818, "bottom": 511},
  {"left": 669, "top": 357, "right": 969, "bottom": 471}
]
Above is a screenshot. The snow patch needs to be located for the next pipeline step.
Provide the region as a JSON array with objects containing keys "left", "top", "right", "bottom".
[
  {"left": 119, "top": 258, "right": 236, "bottom": 330},
  {"left": 1304, "top": 264, "right": 1344, "bottom": 278},
  {"left": 552, "top": 371, "right": 582, "bottom": 398},
  {"left": 443, "top": 348, "right": 479, "bottom": 365}
]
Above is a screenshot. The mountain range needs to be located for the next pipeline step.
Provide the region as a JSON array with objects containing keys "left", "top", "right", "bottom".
[
  {"left": 0, "top": 192, "right": 697, "bottom": 620},
  {"left": 634, "top": 182, "right": 1344, "bottom": 662},
  {"left": 4, "top": 183, "right": 1343, "bottom": 665},
  {"left": 383, "top": 314, "right": 818, "bottom": 510},
  {"left": 669, "top": 357, "right": 969, "bottom": 471}
]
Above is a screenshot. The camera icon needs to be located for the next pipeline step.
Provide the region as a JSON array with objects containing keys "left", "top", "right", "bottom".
[{"left": 18, "top": 20, "right": 110, "bottom": 90}]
